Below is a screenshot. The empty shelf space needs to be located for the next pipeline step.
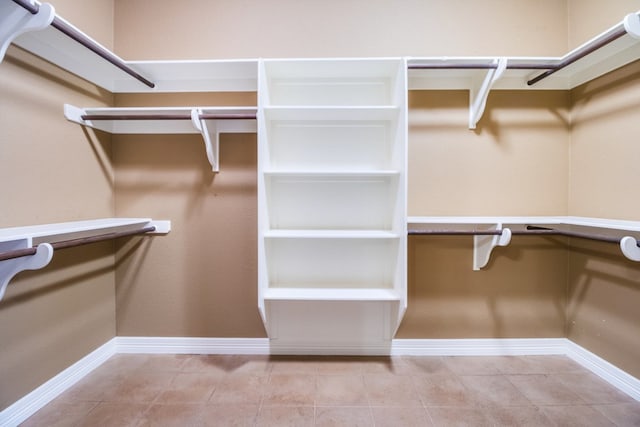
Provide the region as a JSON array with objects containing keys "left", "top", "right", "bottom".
[
  {"left": 265, "top": 174, "right": 400, "bottom": 230},
  {"left": 261, "top": 58, "right": 405, "bottom": 106},
  {"left": 265, "top": 237, "right": 400, "bottom": 288},
  {"left": 262, "top": 117, "right": 402, "bottom": 171},
  {"left": 264, "top": 287, "right": 400, "bottom": 301}
]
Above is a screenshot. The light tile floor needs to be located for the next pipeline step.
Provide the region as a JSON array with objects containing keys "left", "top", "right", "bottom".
[{"left": 21, "top": 354, "right": 640, "bottom": 426}]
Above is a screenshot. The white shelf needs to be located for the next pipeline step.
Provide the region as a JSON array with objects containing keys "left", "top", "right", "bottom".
[
  {"left": 262, "top": 106, "right": 400, "bottom": 121},
  {"left": 264, "top": 287, "right": 400, "bottom": 302},
  {"left": 3, "top": 0, "right": 638, "bottom": 96},
  {"left": 264, "top": 170, "right": 400, "bottom": 177},
  {"left": 407, "top": 11, "right": 640, "bottom": 91},
  {"left": 113, "top": 59, "right": 258, "bottom": 93},
  {"left": 408, "top": 216, "right": 640, "bottom": 268},
  {"left": 64, "top": 105, "right": 257, "bottom": 172},
  {"left": 408, "top": 215, "right": 640, "bottom": 232},
  {"left": 64, "top": 105, "right": 257, "bottom": 134},
  {"left": 264, "top": 230, "right": 401, "bottom": 239},
  {"left": 0, "top": 217, "right": 170, "bottom": 301},
  {"left": 0, "top": 217, "right": 169, "bottom": 247}
]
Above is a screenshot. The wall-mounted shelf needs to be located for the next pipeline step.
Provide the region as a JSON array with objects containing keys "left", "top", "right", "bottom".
[
  {"left": 64, "top": 104, "right": 257, "bottom": 172},
  {"left": 3, "top": 0, "right": 639, "bottom": 98},
  {"left": 408, "top": 11, "right": 640, "bottom": 91},
  {"left": 408, "top": 216, "right": 640, "bottom": 269},
  {"left": 0, "top": 218, "right": 170, "bottom": 301},
  {"left": 1, "top": 0, "right": 258, "bottom": 92}
]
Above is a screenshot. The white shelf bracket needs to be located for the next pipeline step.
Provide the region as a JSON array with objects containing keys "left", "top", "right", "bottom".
[
  {"left": 620, "top": 236, "right": 640, "bottom": 262},
  {"left": 63, "top": 103, "right": 89, "bottom": 126},
  {"left": 469, "top": 57, "right": 507, "bottom": 129},
  {"left": 473, "top": 223, "right": 512, "bottom": 270},
  {"left": 624, "top": 13, "right": 640, "bottom": 39},
  {"left": 0, "top": 1, "right": 55, "bottom": 62},
  {"left": 191, "top": 108, "right": 220, "bottom": 173},
  {"left": 0, "top": 243, "right": 53, "bottom": 301}
]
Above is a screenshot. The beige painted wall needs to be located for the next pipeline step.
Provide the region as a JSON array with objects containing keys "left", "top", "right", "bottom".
[
  {"left": 565, "top": 0, "right": 640, "bottom": 378},
  {"left": 0, "top": 0, "right": 116, "bottom": 410},
  {"left": 114, "top": 0, "right": 568, "bottom": 59}
]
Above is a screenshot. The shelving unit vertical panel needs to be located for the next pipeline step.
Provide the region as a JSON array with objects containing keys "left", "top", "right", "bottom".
[{"left": 256, "top": 59, "right": 269, "bottom": 323}]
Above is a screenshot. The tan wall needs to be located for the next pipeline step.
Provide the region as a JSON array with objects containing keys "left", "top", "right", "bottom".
[
  {"left": 566, "top": 0, "right": 640, "bottom": 378},
  {"left": 112, "top": 93, "right": 264, "bottom": 337},
  {"left": 0, "top": 0, "right": 116, "bottom": 411},
  {"left": 114, "top": 0, "right": 568, "bottom": 59},
  {"left": 567, "top": 0, "right": 640, "bottom": 49}
]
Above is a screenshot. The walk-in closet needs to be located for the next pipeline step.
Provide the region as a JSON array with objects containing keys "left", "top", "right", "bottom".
[{"left": 1, "top": 0, "right": 640, "bottom": 425}]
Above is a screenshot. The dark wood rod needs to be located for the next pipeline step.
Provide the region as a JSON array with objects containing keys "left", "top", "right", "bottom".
[
  {"left": 527, "top": 26, "right": 628, "bottom": 85},
  {"left": 81, "top": 113, "right": 258, "bottom": 121},
  {"left": 0, "top": 226, "right": 156, "bottom": 262},
  {"left": 408, "top": 63, "right": 552, "bottom": 70},
  {"left": 11, "top": 0, "right": 155, "bottom": 89},
  {"left": 408, "top": 225, "right": 640, "bottom": 247}
]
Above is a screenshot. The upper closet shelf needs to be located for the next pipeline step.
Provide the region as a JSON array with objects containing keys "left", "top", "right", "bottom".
[
  {"left": 408, "top": 11, "right": 640, "bottom": 91},
  {"left": 64, "top": 104, "right": 257, "bottom": 172},
  {"left": 0, "top": 0, "right": 258, "bottom": 92},
  {"left": 408, "top": 216, "right": 640, "bottom": 269},
  {"left": 0, "top": 218, "right": 170, "bottom": 301},
  {"left": 2, "top": 1, "right": 639, "bottom": 95}
]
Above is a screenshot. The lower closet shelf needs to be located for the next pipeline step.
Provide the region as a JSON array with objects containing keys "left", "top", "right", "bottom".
[{"left": 263, "top": 287, "right": 400, "bottom": 301}]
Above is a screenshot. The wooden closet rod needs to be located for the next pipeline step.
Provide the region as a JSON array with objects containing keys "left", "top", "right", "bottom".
[
  {"left": 0, "top": 226, "right": 156, "bottom": 262},
  {"left": 11, "top": 0, "right": 156, "bottom": 89},
  {"left": 408, "top": 225, "right": 640, "bottom": 247},
  {"left": 527, "top": 26, "right": 628, "bottom": 85},
  {"left": 81, "top": 113, "right": 258, "bottom": 121},
  {"left": 408, "top": 63, "right": 550, "bottom": 70}
]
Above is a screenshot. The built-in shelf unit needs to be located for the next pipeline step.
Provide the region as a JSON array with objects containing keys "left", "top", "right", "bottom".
[{"left": 257, "top": 58, "right": 407, "bottom": 353}]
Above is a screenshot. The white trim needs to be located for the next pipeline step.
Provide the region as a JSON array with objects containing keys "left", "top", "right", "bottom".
[
  {"left": 566, "top": 340, "right": 640, "bottom": 401},
  {"left": 0, "top": 339, "right": 116, "bottom": 427},
  {"left": 391, "top": 338, "right": 568, "bottom": 356},
  {"left": 115, "top": 336, "right": 271, "bottom": 355},
  {"left": 3, "top": 337, "right": 639, "bottom": 427}
]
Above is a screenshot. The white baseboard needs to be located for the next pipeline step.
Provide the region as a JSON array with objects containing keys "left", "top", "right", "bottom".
[
  {"left": 566, "top": 340, "right": 640, "bottom": 401},
  {"left": 3, "top": 337, "right": 639, "bottom": 427},
  {"left": 0, "top": 339, "right": 116, "bottom": 427},
  {"left": 391, "top": 338, "right": 568, "bottom": 356},
  {"left": 115, "top": 336, "right": 271, "bottom": 355}
]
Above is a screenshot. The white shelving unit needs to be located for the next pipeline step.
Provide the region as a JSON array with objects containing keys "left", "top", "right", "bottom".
[{"left": 257, "top": 58, "right": 407, "bottom": 353}]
